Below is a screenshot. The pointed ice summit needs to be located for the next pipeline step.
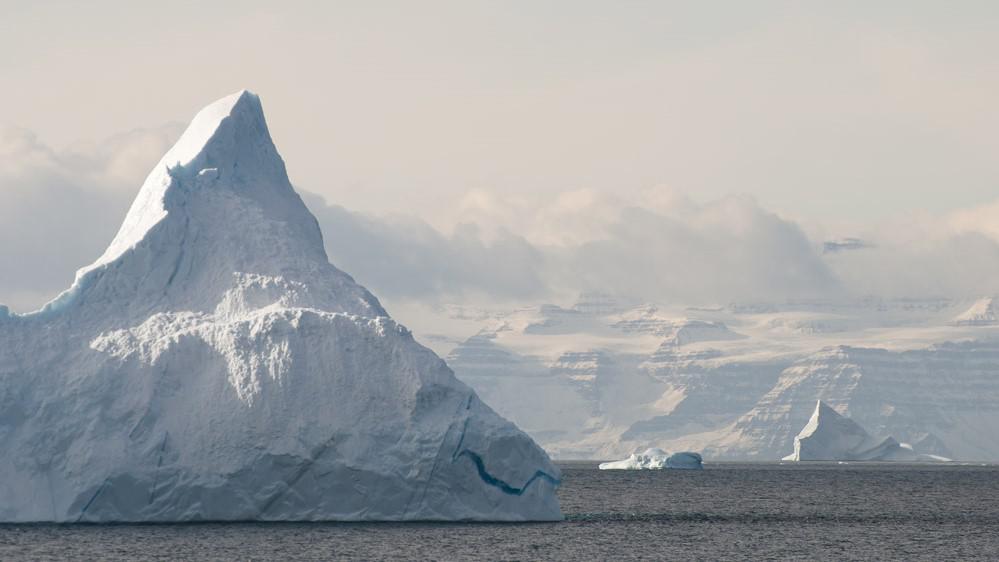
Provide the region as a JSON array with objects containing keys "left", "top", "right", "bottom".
[
  {"left": 0, "top": 91, "right": 561, "bottom": 522},
  {"left": 783, "top": 401, "right": 947, "bottom": 462}
]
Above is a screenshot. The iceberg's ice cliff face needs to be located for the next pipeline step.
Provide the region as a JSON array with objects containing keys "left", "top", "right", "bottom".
[
  {"left": 783, "top": 401, "right": 947, "bottom": 462},
  {"left": 0, "top": 91, "right": 561, "bottom": 522},
  {"left": 665, "top": 451, "right": 705, "bottom": 470}
]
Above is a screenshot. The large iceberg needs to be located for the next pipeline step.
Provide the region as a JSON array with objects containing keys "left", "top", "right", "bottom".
[
  {"left": 783, "top": 401, "right": 948, "bottom": 462},
  {"left": 599, "top": 448, "right": 703, "bottom": 470},
  {"left": 0, "top": 91, "right": 561, "bottom": 522}
]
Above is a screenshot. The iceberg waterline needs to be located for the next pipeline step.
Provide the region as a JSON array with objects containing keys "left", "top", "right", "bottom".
[{"left": 0, "top": 90, "right": 561, "bottom": 522}]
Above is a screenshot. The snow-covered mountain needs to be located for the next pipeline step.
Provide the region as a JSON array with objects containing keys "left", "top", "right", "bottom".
[
  {"left": 0, "top": 91, "right": 560, "bottom": 522},
  {"left": 952, "top": 297, "right": 999, "bottom": 326},
  {"left": 400, "top": 294, "right": 999, "bottom": 461}
]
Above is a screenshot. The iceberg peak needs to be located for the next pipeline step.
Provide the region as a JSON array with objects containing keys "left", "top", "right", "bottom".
[
  {"left": 161, "top": 89, "right": 265, "bottom": 170},
  {"left": 79, "top": 89, "right": 291, "bottom": 280},
  {"left": 803, "top": 400, "right": 842, "bottom": 432},
  {"left": 32, "top": 90, "right": 382, "bottom": 319}
]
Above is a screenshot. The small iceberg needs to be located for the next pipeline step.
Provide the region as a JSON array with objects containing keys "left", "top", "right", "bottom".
[
  {"left": 783, "top": 401, "right": 951, "bottom": 462},
  {"left": 599, "top": 448, "right": 704, "bottom": 470}
]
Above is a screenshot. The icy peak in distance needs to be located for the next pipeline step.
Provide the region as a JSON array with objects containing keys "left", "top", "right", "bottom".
[
  {"left": 784, "top": 401, "right": 875, "bottom": 461},
  {"left": 952, "top": 297, "right": 999, "bottom": 326},
  {"left": 784, "top": 401, "right": 946, "bottom": 462}
]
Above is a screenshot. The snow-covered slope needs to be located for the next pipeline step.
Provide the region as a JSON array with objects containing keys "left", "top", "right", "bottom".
[
  {"left": 719, "top": 342, "right": 999, "bottom": 460},
  {"left": 783, "top": 401, "right": 945, "bottom": 461},
  {"left": 0, "top": 91, "right": 560, "bottom": 522},
  {"left": 953, "top": 297, "right": 999, "bottom": 326},
  {"left": 400, "top": 295, "right": 999, "bottom": 461}
]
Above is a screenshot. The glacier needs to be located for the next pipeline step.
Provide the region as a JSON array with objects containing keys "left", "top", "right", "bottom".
[
  {"left": 0, "top": 90, "right": 561, "bottom": 522},
  {"left": 398, "top": 294, "right": 999, "bottom": 462},
  {"left": 783, "top": 401, "right": 948, "bottom": 462}
]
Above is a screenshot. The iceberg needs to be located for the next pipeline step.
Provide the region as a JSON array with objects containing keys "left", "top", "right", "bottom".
[
  {"left": 0, "top": 91, "right": 561, "bottom": 522},
  {"left": 599, "top": 448, "right": 670, "bottom": 469},
  {"left": 598, "top": 448, "right": 703, "bottom": 470},
  {"left": 666, "top": 451, "right": 705, "bottom": 470},
  {"left": 783, "top": 401, "right": 948, "bottom": 462}
]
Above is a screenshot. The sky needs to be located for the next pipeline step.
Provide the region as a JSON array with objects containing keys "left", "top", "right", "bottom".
[{"left": 2, "top": 1, "right": 999, "bottom": 312}]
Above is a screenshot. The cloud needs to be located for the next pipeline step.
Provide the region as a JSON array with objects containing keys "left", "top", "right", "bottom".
[
  {"left": 306, "top": 189, "right": 842, "bottom": 307},
  {"left": 302, "top": 193, "right": 548, "bottom": 302},
  {"left": 556, "top": 194, "right": 843, "bottom": 305},
  {"left": 0, "top": 125, "right": 181, "bottom": 312},
  {"left": 310, "top": 188, "right": 999, "bottom": 306},
  {"left": 5, "top": 123, "right": 999, "bottom": 314},
  {"left": 824, "top": 208, "right": 999, "bottom": 299}
]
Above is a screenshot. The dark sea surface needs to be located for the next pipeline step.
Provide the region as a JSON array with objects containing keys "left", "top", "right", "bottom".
[{"left": 2, "top": 462, "right": 999, "bottom": 561}]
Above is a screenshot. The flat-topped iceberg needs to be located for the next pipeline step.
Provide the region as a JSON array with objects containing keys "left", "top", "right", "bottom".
[
  {"left": 783, "top": 401, "right": 949, "bottom": 462},
  {"left": 0, "top": 91, "right": 561, "bottom": 522},
  {"left": 599, "top": 448, "right": 704, "bottom": 470}
]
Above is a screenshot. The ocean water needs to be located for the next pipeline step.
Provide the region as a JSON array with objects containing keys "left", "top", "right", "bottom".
[{"left": 2, "top": 462, "right": 998, "bottom": 560}]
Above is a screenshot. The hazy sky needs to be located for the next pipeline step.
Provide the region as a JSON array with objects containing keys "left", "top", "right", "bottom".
[
  {"left": 2, "top": 1, "right": 999, "bottom": 311},
  {"left": 3, "top": 1, "right": 997, "bottom": 222}
]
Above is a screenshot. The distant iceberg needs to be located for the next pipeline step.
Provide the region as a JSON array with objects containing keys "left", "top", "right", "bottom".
[
  {"left": 666, "top": 451, "right": 705, "bottom": 470},
  {"left": 599, "top": 448, "right": 704, "bottom": 470},
  {"left": 783, "top": 401, "right": 950, "bottom": 462}
]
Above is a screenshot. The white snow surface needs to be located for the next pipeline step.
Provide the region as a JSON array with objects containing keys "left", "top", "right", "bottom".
[
  {"left": 783, "top": 401, "right": 946, "bottom": 462},
  {"left": 599, "top": 448, "right": 670, "bottom": 470},
  {"left": 0, "top": 91, "right": 560, "bottom": 522},
  {"left": 398, "top": 293, "right": 999, "bottom": 462},
  {"left": 598, "top": 448, "right": 703, "bottom": 470}
]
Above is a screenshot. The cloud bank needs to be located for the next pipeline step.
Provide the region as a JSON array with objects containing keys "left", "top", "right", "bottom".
[
  {"left": 0, "top": 125, "right": 181, "bottom": 310},
  {"left": 3, "top": 125, "right": 999, "bottom": 313}
]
